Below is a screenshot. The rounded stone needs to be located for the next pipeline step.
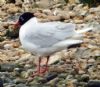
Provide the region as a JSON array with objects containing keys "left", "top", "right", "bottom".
[{"left": 87, "top": 80, "right": 100, "bottom": 87}]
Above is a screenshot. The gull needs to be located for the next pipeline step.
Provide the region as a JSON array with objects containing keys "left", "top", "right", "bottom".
[{"left": 14, "top": 12, "right": 93, "bottom": 78}]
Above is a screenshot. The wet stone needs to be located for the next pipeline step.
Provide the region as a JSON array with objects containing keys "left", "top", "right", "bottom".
[
  {"left": 0, "top": 63, "right": 16, "bottom": 72},
  {"left": 87, "top": 80, "right": 100, "bottom": 87},
  {"left": 15, "top": 83, "right": 28, "bottom": 87},
  {"left": 38, "top": 73, "right": 58, "bottom": 83},
  {"left": 13, "top": 78, "right": 26, "bottom": 84},
  {"left": 0, "top": 78, "right": 3, "bottom": 87},
  {"left": 1, "top": 76, "right": 14, "bottom": 83},
  {"left": 58, "top": 73, "right": 67, "bottom": 79},
  {"left": 79, "top": 74, "right": 90, "bottom": 82},
  {"left": 24, "top": 64, "right": 33, "bottom": 69},
  {"left": 4, "top": 83, "right": 16, "bottom": 87},
  {"left": 13, "top": 68, "right": 23, "bottom": 76}
]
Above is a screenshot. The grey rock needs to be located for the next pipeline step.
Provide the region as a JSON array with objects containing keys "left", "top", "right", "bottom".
[
  {"left": 66, "top": 75, "right": 73, "bottom": 80},
  {"left": 1, "top": 76, "right": 13, "bottom": 83},
  {"left": 13, "top": 78, "right": 26, "bottom": 84},
  {"left": 24, "top": 64, "right": 32, "bottom": 69},
  {"left": 80, "top": 10, "right": 88, "bottom": 16},
  {"left": 14, "top": 68, "right": 23, "bottom": 73},
  {"left": 0, "top": 36, "right": 5, "bottom": 42},
  {"left": 58, "top": 73, "right": 67, "bottom": 79},
  {"left": 6, "top": 0, "right": 16, "bottom": 3},
  {"left": 0, "top": 78, "right": 3, "bottom": 87},
  {"left": 0, "top": 72, "right": 11, "bottom": 77},
  {"left": 0, "top": 63, "right": 16, "bottom": 72},
  {"left": 21, "top": 69, "right": 33, "bottom": 78},
  {"left": 74, "top": 47, "right": 92, "bottom": 59},
  {"left": 87, "top": 80, "right": 100, "bottom": 87},
  {"left": 80, "top": 74, "right": 90, "bottom": 82},
  {"left": 13, "top": 68, "right": 23, "bottom": 76},
  {"left": 4, "top": 83, "right": 16, "bottom": 87},
  {"left": 15, "top": 83, "right": 28, "bottom": 87}
]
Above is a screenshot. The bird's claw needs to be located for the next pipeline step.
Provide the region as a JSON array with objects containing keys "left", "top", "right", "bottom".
[{"left": 30, "top": 66, "right": 48, "bottom": 78}]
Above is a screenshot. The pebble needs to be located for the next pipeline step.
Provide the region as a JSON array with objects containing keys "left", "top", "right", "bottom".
[
  {"left": 13, "top": 78, "right": 26, "bottom": 84},
  {"left": 0, "top": 63, "right": 16, "bottom": 72},
  {"left": 42, "top": 9, "right": 52, "bottom": 15},
  {"left": 15, "top": 83, "right": 28, "bottom": 87},
  {"left": 7, "top": 7, "right": 20, "bottom": 14},
  {"left": 21, "top": 69, "right": 33, "bottom": 78},
  {"left": 4, "top": 83, "right": 16, "bottom": 87},
  {"left": 21, "top": 71, "right": 29, "bottom": 78},
  {"left": 48, "top": 78, "right": 59, "bottom": 87},
  {"left": 87, "top": 80, "right": 100, "bottom": 87},
  {"left": 13, "top": 68, "right": 23, "bottom": 76},
  {"left": 80, "top": 74, "right": 90, "bottom": 82},
  {"left": 39, "top": 73, "right": 58, "bottom": 84},
  {"left": 0, "top": 78, "right": 3, "bottom": 87},
  {"left": 80, "top": 10, "right": 88, "bottom": 16},
  {"left": 74, "top": 19, "right": 84, "bottom": 24},
  {"left": 3, "top": 43, "right": 13, "bottom": 50},
  {"left": 24, "top": 64, "right": 32, "bottom": 69},
  {"left": 68, "top": 11, "right": 76, "bottom": 17},
  {"left": 78, "top": 70, "right": 85, "bottom": 74},
  {"left": 97, "top": 65, "right": 100, "bottom": 69},
  {"left": 88, "top": 59, "right": 95, "bottom": 63},
  {"left": 84, "top": 14, "right": 94, "bottom": 21},
  {"left": 89, "top": 7, "right": 100, "bottom": 13},
  {"left": 58, "top": 73, "right": 67, "bottom": 79},
  {"left": 0, "top": 36, "right": 4, "bottom": 42}
]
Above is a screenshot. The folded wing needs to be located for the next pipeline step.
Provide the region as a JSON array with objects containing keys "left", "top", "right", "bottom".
[{"left": 24, "top": 21, "right": 79, "bottom": 48}]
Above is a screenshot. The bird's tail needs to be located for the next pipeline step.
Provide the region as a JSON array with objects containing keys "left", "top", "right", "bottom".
[
  {"left": 76, "top": 22, "right": 99, "bottom": 34},
  {"left": 76, "top": 27, "right": 93, "bottom": 34},
  {"left": 53, "top": 39, "right": 83, "bottom": 48}
]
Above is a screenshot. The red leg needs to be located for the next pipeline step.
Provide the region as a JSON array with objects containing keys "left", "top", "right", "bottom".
[
  {"left": 38, "top": 57, "right": 41, "bottom": 74},
  {"left": 31, "top": 56, "right": 50, "bottom": 78},
  {"left": 40, "top": 56, "right": 50, "bottom": 73},
  {"left": 31, "top": 57, "right": 42, "bottom": 77}
]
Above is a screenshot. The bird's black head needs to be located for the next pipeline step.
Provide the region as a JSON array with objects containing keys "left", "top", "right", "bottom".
[
  {"left": 12, "top": 12, "right": 34, "bottom": 38},
  {"left": 14, "top": 12, "right": 34, "bottom": 30},
  {"left": 18, "top": 12, "right": 34, "bottom": 25}
]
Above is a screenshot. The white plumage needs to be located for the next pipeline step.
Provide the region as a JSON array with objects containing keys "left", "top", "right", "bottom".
[{"left": 19, "top": 17, "right": 92, "bottom": 56}]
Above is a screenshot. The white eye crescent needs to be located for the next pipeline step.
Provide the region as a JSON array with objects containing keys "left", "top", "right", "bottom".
[{"left": 20, "top": 17, "right": 24, "bottom": 21}]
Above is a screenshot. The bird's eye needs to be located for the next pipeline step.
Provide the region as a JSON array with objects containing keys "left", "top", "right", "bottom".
[{"left": 20, "top": 17, "right": 24, "bottom": 21}]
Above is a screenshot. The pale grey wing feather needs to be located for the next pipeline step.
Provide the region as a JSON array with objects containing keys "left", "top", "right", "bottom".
[
  {"left": 37, "top": 22, "right": 76, "bottom": 40},
  {"left": 26, "top": 31, "right": 60, "bottom": 48},
  {"left": 25, "top": 22, "right": 76, "bottom": 48},
  {"left": 53, "top": 22, "right": 76, "bottom": 39}
]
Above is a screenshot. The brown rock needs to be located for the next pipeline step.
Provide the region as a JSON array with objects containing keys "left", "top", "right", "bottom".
[
  {"left": 68, "top": 11, "right": 76, "bottom": 17},
  {"left": 97, "top": 65, "right": 100, "bottom": 69},
  {"left": 12, "top": 42, "right": 20, "bottom": 48},
  {"left": 74, "top": 19, "right": 84, "bottom": 24},
  {"left": 34, "top": 12, "right": 47, "bottom": 18},
  {"left": 47, "top": 15, "right": 61, "bottom": 21},
  {"left": 0, "top": 11, "right": 7, "bottom": 18},
  {"left": 35, "top": 0, "right": 51, "bottom": 8},
  {"left": 84, "top": 14, "right": 94, "bottom": 21},
  {"left": 66, "top": 80, "right": 75, "bottom": 87},
  {"left": 88, "top": 59, "right": 95, "bottom": 63},
  {"left": 7, "top": 6, "right": 20, "bottom": 14},
  {"left": 49, "top": 65, "right": 66, "bottom": 73},
  {"left": 42, "top": 9, "right": 53, "bottom": 15},
  {"left": 0, "top": 0, "right": 6, "bottom": 4}
]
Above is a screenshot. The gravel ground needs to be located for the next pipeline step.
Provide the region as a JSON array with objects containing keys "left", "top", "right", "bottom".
[{"left": 0, "top": 2, "right": 100, "bottom": 87}]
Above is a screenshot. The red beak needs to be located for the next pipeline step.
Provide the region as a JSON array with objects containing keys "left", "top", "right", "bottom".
[{"left": 14, "top": 21, "right": 20, "bottom": 30}]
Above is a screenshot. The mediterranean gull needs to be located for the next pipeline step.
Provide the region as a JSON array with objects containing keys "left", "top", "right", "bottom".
[{"left": 14, "top": 12, "right": 93, "bottom": 78}]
